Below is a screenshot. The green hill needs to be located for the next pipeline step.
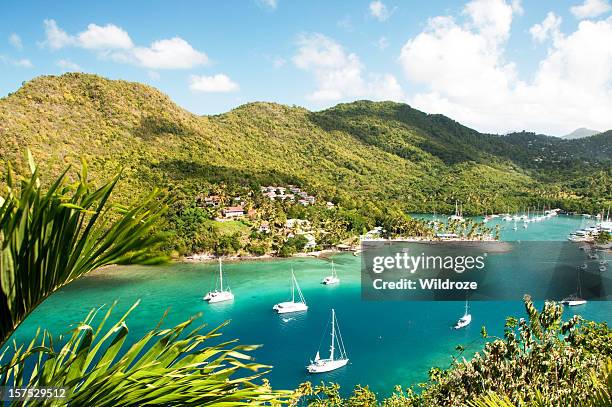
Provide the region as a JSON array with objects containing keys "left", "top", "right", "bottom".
[{"left": 0, "top": 74, "right": 610, "bottom": 253}]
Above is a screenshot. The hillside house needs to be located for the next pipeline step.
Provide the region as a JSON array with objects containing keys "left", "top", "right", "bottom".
[{"left": 222, "top": 206, "right": 245, "bottom": 218}]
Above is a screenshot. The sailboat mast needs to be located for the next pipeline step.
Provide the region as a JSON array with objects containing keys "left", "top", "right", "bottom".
[
  {"left": 330, "top": 309, "right": 336, "bottom": 361},
  {"left": 219, "top": 258, "right": 223, "bottom": 291},
  {"left": 291, "top": 271, "right": 295, "bottom": 302}
]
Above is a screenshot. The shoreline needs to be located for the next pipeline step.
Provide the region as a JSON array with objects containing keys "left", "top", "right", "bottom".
[
  {"left": 182, "top": 248, "right": 343, "bottom": 263},
  {"left": 180, "top": 237, "right": 507, "bottom": 263}
]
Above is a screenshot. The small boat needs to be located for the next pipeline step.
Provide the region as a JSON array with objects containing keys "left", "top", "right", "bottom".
[
  {"left": 522, "top": 222, "right": 528, "bottom": 229},
  {"left": 203, "top": 259, "right": 234, "bottom": 303},
  {"left": 322, "top": 261, "right": 340, "bottom": 285},
  {"left": 273, "top": 270, "right": 308, "bottom": 314},
  {"left": 307, "top": 309, "right": 349, "bottom": 373},
  {"left": 454, "top": 300, "right": 472, "bottom": 329},
  {"left": 448, "top": 201, "right": 465, "bottom": 222},
  {"left": 561, "top": 271, "right": 587, "bottom": 306}
]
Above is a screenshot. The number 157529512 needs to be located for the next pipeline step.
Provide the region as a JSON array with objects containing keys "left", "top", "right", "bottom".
[{"left": 1, "top": 387, "right": 68, "bottom": 400}]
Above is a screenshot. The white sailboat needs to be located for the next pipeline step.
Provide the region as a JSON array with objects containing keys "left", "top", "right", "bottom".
[
  {"left": 307, "top": 309, "right": 349, "bottom": 373},
  {"left": 449, "top": 201, "right": 465, "bottom": 222},
  {"left": 454, "top": 300, "right": 472, "bottom": 329},
  {"left": 273, "top": 270, "right": 308, "bottom": 313},
  {"left": 203, "top": 259, "right": 234, "bottom": 303},
  {"left": 322, "top": 261, "right": 340, "bottom": 285},
  {"left": 561, "top": 270, "right": 587, "bottom": 306}
]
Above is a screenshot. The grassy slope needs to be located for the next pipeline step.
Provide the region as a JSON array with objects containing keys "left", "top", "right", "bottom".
[{"left": 0, "top": 73, "right": 609, "bottom": 214}]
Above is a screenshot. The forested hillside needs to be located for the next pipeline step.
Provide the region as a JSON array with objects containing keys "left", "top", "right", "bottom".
[{"left": 0, "top": 74, "right": 610, "bottom": 253}]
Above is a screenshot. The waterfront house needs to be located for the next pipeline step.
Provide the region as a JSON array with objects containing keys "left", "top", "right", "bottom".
[{"left": 222, "top": 206, "right": 245, "bottom": 218}]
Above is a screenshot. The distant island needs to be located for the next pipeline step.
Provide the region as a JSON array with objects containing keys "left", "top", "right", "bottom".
[{"left": 1, "top": 73, "right": 610, "bottom": 257}]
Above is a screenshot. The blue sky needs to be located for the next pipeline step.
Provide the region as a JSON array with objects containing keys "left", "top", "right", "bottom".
[{"left": 1, "top": 0, "right": 611, "bottom": 135}]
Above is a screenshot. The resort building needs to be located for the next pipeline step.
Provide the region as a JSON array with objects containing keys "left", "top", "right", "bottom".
[{"left": 222, "top": 206, "right": 245, "bottom": 218}]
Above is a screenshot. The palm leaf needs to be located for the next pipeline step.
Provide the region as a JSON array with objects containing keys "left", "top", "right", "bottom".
[
  {"left": 0, "top": 151, "right": 169, "bottom": 345},
  {"left": 0, "top": 302, "right": 290, "bottom": 406}
]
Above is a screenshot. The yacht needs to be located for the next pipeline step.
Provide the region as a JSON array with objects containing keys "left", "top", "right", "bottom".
[
  {"left": 568, "top": 230, "right": 592, "bottom": 242},
  {"left": 449, "top": 201, "right": 465, "bottom": 222},
  {"left": 454, "top": 300, "right": 472, "bottom": 329},
  {"left": 307, "top": 309, "right": 349, "bottom": 373},
  {"left": 273, "top": 271, "right": 308, "bottom": 314},
  {"left": 322, "top": 261, "right": 340, "bottom": 285},
  {"left": 203, "top": 259, "right": 234, "bottom": 303},
  {"left": 561, "top": 270, "right": 587, "bottom": 307}
]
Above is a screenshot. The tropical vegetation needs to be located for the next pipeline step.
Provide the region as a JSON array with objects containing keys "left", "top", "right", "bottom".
[
  {"left": 291, "top": 296, "right": 612, "bottom": 406},
  {"left": 0, "top": 157, "right": 288, "bottom": 405},
  {"left": 1, "top": 74, "right": 610, "bottom": 256}
]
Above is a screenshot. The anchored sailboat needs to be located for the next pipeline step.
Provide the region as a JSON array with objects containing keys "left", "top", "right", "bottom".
[
  {"left": 322, "top": 261, "right": 340, "bottom": 285},
  {"left": 203, "top": 259, "right": 234, "bottom": 303},
  {"left": 273, "top": 270, "right": 308, "bottom": 313},
  {"left": 307, "top": 309, "right": 349, "bottom": 373},
  {"left": 454, "top": 300, "right": 472, "bottom": 329},
  {"left": 449, "top": 201, "right": 465, "bottom": 222},
  {"left": 561, "top": 268, "right": 587, "bottom": 306}
]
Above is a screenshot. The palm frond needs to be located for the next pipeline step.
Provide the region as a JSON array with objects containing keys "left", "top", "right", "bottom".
[
  {"left": 0, "top": 302, "right": 290, "bottom": 406},
  {"left": 0, "top": 152, "right": 169, "bottom": 345}
]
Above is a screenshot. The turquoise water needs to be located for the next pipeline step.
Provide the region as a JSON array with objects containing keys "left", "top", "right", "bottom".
[{"left": 8, "top": 216, "right": 612, "bottom": 396}]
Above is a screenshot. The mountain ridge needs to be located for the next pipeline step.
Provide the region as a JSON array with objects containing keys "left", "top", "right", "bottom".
[{"left": 1, "top": 73, "right": 610, "bottom": 217}]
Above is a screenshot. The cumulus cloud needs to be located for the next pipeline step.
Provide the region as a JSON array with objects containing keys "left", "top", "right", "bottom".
[
  {"left": 43, "top": 19, "right": 74, "bottom": 49},
  {"left": 77, "top": 23, "right": 133, "bottom": 49},
  {"left": 9, "top": 33, "right": 22, "bottom": 50},
  {"left": 369, "top": 1, "right": 393, "bottom": 21},
  {"left": 529, "top": 12, "right": 563, "bottom": 43},
  {"left": 570, "top": 0, "right": 611, "bottom": 19},
  {"left": 56, "top": 59, "right": 81, "bottom": 71},
  {"left": 0, "top": 55, "right": 33, "bottom": 68},
  {"left": 42, "top": 19, "right": 207, "bottom": 70},
  {"left": 398, "top": 0, "right": 612, "bottom": 135},
  {"left": 294, "top": 33, "right": 403, "bottom": 102},
  {"left": 189, "top": 74, "right": 239, "bottom": 92},
  {"left": 128, "top": 38, "right": 208, "bottom": 69}
]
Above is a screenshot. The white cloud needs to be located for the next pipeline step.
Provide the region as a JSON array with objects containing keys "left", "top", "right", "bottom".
[
  {"left": 0, "top": 55, "right": 33, "bottom": 68},
  {"left": 77, "top": 23, "right": 133, "bottom": 49},
  {"left": 570, "top": 0, "right": 612, "bottom": 19},
  {"left": 42, "top": 20, "right": 207, "bottom": 70},
  {"left": 56, "top": 59, "right": 81, "bottom": 71},
  {"left": 369, "top": 1, "right": 393, "bottom": 21},
  {"left": 129, "top": 38, "right": 208, "bottom": 69},
  {"left": 293, "top": 33, "right": 403, "bottom": 102},
  {"left": 43, "top": 19, "right": 74, "bottom": 49},
  {"left": 257, "top": 0, "right": 278, "bottom": 10},
  {"left": 9, "top": 33, "right": 22, "bottom": 50},
  {"left": 529, "top": 12, "right": 563, "bottom": 43},
  {"left": 398, "top": 0, "right": 612, "bottom": 135},
  {"left": 510, "top": 0, "right": 524, "bottom": 15},
  {"left": 189, "top": 74, "right": 239, "bottom": 92}
]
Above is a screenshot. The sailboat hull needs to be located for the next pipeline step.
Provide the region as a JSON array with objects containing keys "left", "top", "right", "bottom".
[
  {"left": 307, "top": 358, "right": 349, "bottom": 373},
  {"left": 322, "top": 276, "right": 340, "bottom": 285},
  {"left": 273, "top": 301, "right": 308, "bottom": 313},
  {"left": 561, "top": 299, "right": 587, "bottom": 306},
  {"left": 205, "top": 291, "right": 234, "bottom": 303}
]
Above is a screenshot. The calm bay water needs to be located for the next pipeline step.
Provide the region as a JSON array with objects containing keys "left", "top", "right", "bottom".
[{"left": 9, "top": 215, "right": 611, "bottom": 396}]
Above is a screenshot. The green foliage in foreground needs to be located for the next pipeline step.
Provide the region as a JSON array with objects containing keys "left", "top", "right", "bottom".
[
  {"left": 292, "top": 298, "right": 612, "bottom": 406},
  {"left": 0, "top": 302, "right": 290, "bottom": 406},
  {"left": 0, "top": 153, "right": 169, "bottom": 346}
]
